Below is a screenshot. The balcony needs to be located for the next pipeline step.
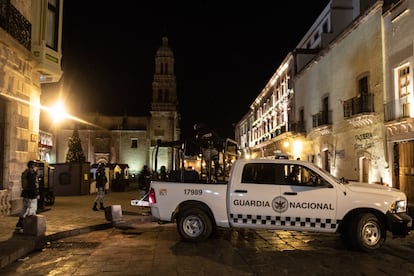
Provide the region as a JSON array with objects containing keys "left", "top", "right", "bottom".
[
  {"left": 312, "top": 111, "right": 332, "bottom": 128},
  {"left": 290, "top": 121, "right": 306, "bottom": 134},
  {"left": 0, "top": 1, "right": 31, "bottom": 50},
  {"left": 272, "top": 125, "right": 286, "bottom": 138},
  {"left": 384, "top": 99, "right": 411, "bottom": 122},
  {"left": 343, "top": 93, "right": 374, "bottom": 119}
]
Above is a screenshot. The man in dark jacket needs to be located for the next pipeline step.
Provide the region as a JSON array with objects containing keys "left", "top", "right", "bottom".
[
  {"left": 138, "top": 165, "right": 151, "bottom": 192},
  {"left": 16, "top": 161, "right": 39, "bottom": 229},
  {"left": 93, "top": 163, "right": 107, "bottom": 211}
]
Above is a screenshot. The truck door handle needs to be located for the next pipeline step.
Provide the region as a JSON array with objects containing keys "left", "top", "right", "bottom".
[
  {"left": 283, "top": 192, "right": 297, "bottom": 195},
  {"left": 234, "top": 189, "right": 247, "bottom": 193}
]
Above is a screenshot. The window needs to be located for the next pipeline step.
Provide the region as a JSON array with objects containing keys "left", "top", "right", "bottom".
[
  {"left": 285, "top": 165, "right": 305, "bottom": 185},
  {"left": 242, "top": 163, "right": 273, "bottom": 184},
  {"left": 241, "top": 163, "right": 286, "bottom": 184},
  {"left": 313, "top": 31, "right": 319, "bottom": 41},
  {"left": 240, "top": 163, "right": 331, "bottom": 186},
  {"left": 46, "top": 0, "right": 60, "bottom": 50},
  {"left": 359, "top": 76, "right": 369, "bottom": 95},
  {"left": 131, "top": 138, "right": 138, "bottom": 148},
  {"left": 398, "top": 65, "right": 411, "bottom": 98},
  {"left": 299, "top": 108, "right": 304, "bottom": 123},
  {"left": 285, "top": 165, "right": 321, "bottom": 186},
  {"left": 160, "top": 63, "right": 168, "bottom": 74},
  {"left": 323, "top": 20, "right": 329, "bottom": 33},
  {"left": 322, "top": 96, "right": 329, "bottom": 124}
]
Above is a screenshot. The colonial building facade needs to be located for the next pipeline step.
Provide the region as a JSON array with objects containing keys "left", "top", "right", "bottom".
[
  {"left": 48, "top": 37, "right": 180, "bottom": 177},
  {"left": 383, "top": 0, "right": 414, "bottom": 199},
  {"left": 0, "top": 0, "right": 64, "bottom": 214},
  {"left": 235, "top": 0, "right": 414, "bottom": 201}
]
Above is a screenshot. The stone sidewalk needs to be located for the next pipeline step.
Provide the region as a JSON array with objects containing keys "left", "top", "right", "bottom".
[{"left": 0, "top": 188, "right": 154, "bottom": 269}]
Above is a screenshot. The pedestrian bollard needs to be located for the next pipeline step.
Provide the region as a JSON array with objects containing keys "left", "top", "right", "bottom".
[{"left": 104, "top": 205, "right": 122, "bottom": 223}]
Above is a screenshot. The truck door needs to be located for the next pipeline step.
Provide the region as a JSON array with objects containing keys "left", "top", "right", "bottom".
[
  {"left": 280, "top": 164, "right": 338, "bottom": 233},
  {"left": 228, "top": 162, "right": 282, "bottom": 229}
]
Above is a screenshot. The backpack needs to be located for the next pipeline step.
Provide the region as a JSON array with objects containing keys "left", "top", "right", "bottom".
[
  {"left": 95, "top": 170, "right": 107, "bottom": 188},
  {"left": 21, "top": 169, "right": 29, "bottom": 190}
]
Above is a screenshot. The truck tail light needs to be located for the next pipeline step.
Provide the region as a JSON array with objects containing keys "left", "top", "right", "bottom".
[{"left": 149, "top": 187, "right": 156, "bottom": 204}]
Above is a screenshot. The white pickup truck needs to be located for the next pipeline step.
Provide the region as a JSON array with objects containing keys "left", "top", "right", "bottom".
[{"left": 144, "top": 158, "right": 412, "bottom": 252}]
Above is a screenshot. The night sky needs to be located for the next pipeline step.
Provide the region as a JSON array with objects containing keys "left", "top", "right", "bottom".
[{"left": 51, "top": 1, "right": 330, "bottom": 140}]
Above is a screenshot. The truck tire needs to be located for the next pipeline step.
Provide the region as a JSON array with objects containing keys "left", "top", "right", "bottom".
[
  {"left": 177, "top": 207, "right": 213, "bottom": 242},
  {"left": 347, "top": 213, "right": 386, "bottom": 252}
]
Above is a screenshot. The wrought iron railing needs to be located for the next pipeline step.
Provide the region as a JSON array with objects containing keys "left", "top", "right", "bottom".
[
  {"left": 384, "top": 99, "right": 411, "bottom": 121},
  {"left": 289, "top": 121, "right": 306, "bottom": 134},
  {"left": 312, "top": 111, "right": 332, "bottom": 128},
  {"left": 343, "top": 93, "right": 374, "bottom": 118},
  {"left": 0, "top": 0, "right": 31, "bottom": 50}
]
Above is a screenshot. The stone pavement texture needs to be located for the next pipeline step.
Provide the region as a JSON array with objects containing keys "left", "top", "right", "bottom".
[
  {"left": 1, "top": 185, "right": 413, "bottom": 271},
  {"left": 0, "top": 187, "right": 154, "bottom": 269}
]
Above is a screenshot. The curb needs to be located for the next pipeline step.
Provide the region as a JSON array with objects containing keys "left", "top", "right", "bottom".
[
  {"left": 44, "top": 223, "right": 112, "bottom": 243},
  {"left": 0, "top": 215, "right": 155, "bottom": 270}
]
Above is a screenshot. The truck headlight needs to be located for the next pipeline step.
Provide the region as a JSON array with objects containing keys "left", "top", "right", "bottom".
[{"left": 390, "top": 200, "right": 407, "bottom": 213}]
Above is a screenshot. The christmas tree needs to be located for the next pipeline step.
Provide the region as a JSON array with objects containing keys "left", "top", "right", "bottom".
[{"left": 66, "top": 125, "right": 86, "bottom": 163}]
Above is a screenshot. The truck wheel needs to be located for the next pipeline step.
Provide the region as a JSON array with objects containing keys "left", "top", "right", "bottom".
[
  {"left": 177, "top": 208, "right": 212, "bottom": 242},
  {"left": 348, "top": 213, "right": 386, "bottom": 252}
]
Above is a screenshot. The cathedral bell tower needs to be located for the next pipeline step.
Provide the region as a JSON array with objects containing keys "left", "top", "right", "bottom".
[{"left": 149, "top": 36, "right": 181, "bottom": 173}]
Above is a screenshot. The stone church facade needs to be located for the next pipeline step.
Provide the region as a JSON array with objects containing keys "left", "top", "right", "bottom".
[{"left": 48, "top": 37, "right": 181, "bottom": 177}]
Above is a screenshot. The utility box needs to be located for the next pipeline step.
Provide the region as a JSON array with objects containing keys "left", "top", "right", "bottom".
[{"left": 52, "top": 163, "right": 90, "bottom": 196}]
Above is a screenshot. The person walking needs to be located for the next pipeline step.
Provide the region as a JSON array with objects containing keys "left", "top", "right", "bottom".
[
  {"left": 93, "top": 163, "right": 107, "bottom": 211},
  {"left": 15, "top": 161, "right": 39, "bottom": 230},
  {"left": 138, "top": 165, "right": 152, "bottom": 192}
]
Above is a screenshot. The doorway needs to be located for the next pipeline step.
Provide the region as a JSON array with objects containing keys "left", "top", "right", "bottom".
[
  {"left": 360, "top": 156, "right": 370, "bottom": 183},
  {"left": 396, "top": 141, "right": 414, "bottom": 201}
]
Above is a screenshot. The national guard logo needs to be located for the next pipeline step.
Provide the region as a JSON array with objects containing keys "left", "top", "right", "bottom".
[{"left": 272, "top": 196, "right": 288, "bottom": 213}]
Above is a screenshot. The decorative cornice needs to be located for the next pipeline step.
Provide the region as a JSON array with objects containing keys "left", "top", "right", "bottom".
[
  {"left": 308, "top": 125, "right": 332, "bottom": 139},
  {"left": 385, "top": 117, "right": 414, "bottom": 137},
  {"left": 346, "top": 114, "right": 376, "bottom": 128}
]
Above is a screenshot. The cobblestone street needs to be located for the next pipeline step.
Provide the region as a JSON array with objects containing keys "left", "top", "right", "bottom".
[{"left": 1, "top": 222, "right": 413, "bottom": 275}]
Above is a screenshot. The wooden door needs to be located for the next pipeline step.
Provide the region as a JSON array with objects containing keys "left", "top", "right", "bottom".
[{"left": 398, "top": 141, "right": 414, "bottom": 201}]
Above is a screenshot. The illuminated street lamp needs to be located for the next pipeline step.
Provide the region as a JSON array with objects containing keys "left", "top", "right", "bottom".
[
  {"left": 293, "top": 140, "right": 303, "bottom": 160},
  {"left": 50, "top": 100, "right": 67, "bottom": 124}
]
